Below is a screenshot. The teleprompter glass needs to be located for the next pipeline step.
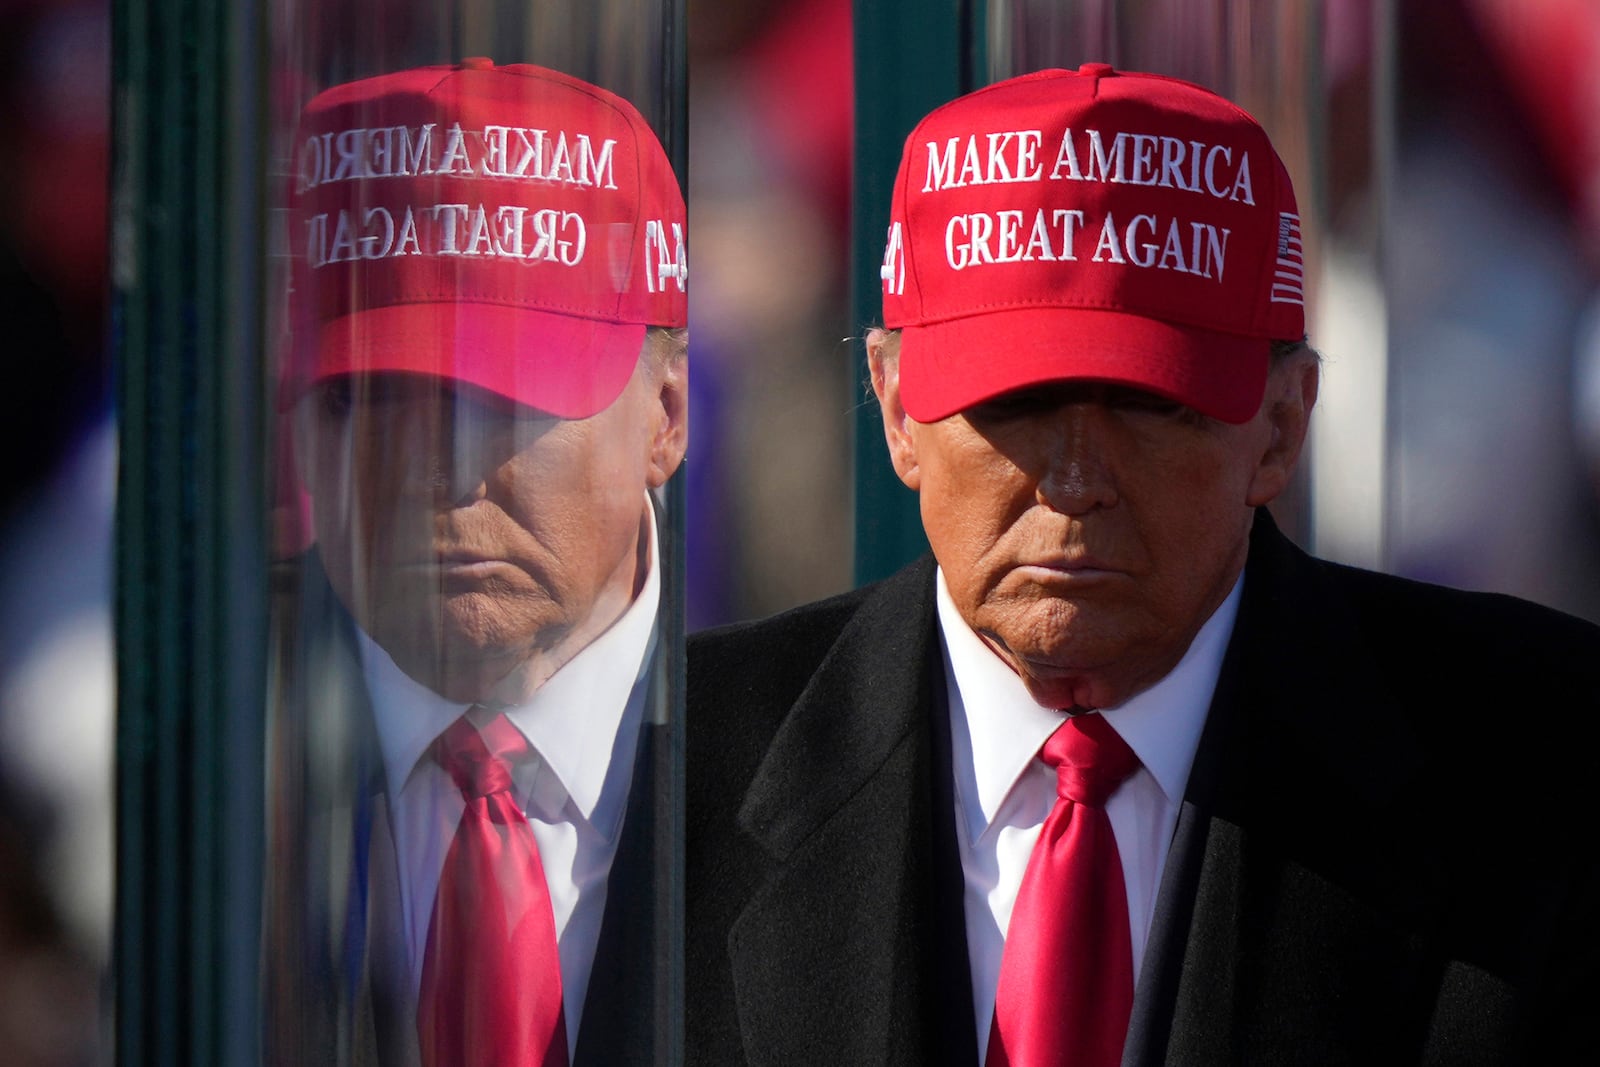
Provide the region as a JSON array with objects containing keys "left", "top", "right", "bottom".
[{"left": 261, "top": 4, "right": 686, "bottom": 1064}]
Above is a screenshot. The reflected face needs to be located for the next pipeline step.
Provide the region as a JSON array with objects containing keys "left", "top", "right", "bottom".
[
  {"left": 300, "top": 344, "right": 686, "bottom": 703},
  {"left": 879, "top": 348, "right": 1309, "bottom": 710}
]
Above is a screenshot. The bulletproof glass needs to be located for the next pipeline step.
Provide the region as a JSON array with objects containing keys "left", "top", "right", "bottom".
[{"left": 262, "top": 4, "right": 686, "bottom": 1064}]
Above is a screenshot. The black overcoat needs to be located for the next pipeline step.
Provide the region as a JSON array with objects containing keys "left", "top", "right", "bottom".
[{"left": 687, "top": 512, "right": 1600, "bottom": 1065}]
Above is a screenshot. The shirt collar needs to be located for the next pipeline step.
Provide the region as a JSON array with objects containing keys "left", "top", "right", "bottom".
[
  {"left": 936, "top": 566, "right": 1241, "bottom": 842},
  {"left": 361, "top": 498, "right": 660, "bottom": 842}
]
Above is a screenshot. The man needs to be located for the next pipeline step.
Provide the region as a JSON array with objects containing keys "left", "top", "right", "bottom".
[
  {"left": 268, "top": 59, "right": 687, "bottom": 1067},
  {"left": 687, "top": 64, "right": 1600, "bottom": 1065}
]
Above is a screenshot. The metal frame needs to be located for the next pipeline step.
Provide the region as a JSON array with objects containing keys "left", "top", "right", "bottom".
[{"left": 113, "top": 0, "right": 267, "bottom": 1062}]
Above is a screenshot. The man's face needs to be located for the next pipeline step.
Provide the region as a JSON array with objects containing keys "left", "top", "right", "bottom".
[
  {"left": 874, "top": 338, "right": 1314, "bottom": 710},
  {"left": 299, "top": 341, "right": 687, "bottom": 703}
]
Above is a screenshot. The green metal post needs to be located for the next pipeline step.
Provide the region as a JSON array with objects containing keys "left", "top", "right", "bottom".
[
  {"left": 112, "top": 0, "right": 266, "bottom": 1062},
  {"left": 851, "top": 0, "right": 985, "bottom": 585}
]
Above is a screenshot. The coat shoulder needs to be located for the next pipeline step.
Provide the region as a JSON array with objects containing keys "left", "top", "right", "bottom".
[
  {"left": 684, "top": 556, "right": 939, "bottom": 862},
  {"left": 1285, "top": 543, "right": 1600, "bottom": 700},
  {"left": 688, "top": 556, "right": 937, "bottom": 737},
  {"left": 688, "top": 584, "right": 876, "bottom": 709}
]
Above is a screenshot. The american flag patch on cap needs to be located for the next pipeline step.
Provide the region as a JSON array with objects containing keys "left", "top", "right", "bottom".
[{"left": 1271, "top": 212, "right": 1304, "bottom": 305}]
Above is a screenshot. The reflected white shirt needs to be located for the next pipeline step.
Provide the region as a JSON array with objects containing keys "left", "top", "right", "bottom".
[
  {"left": 358, "top": 506, "right": 660, "bottom": 1056},
  {"left": 935, "top": 566, "right": 1240, "bottom": 1055}
]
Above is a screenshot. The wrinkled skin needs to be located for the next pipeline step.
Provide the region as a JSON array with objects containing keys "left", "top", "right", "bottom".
[
  {"left": 299, "top": 340, "right": 687, "bottom": 704},
  {"left": 870, "top": 331, "right": 1317, "bottom": 710}
]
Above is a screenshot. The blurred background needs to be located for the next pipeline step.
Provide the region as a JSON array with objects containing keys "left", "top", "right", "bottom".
[
  {"left": 685, "top": 0, "right": 855, "bottom": 627},
  {"left": 5, "top": 0, "right": 1600, "bottom": 1062},
  {"left": 0, "top": 0, "right": 110, "bottom": 1063}
]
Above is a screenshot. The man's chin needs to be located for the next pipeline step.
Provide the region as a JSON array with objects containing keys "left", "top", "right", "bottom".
[
  {"left": 980, "top": 614, "right": 1159, "bottom": 710},
  {"left": 1010, "top": 664, "right": 1123, "bottom": 712},
  {"left": 394, "top": 642, "right": 530, "bottom": 704},
  {"left": 1010, "top": 629, "right": 1190, "bottom": 711},
  {"left": 364, "top": 617, "right": 541, "bottom": 702},
  {"left": 361, "top": 591, "right": 585, "bottom": 702}
]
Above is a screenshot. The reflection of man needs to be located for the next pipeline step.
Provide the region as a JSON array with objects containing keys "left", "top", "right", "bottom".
[
  {"left": 687, "top": 65, "right": 1600, "bottom": 1065},
  {"left": 275, "top": 60, "right": 686, "bottom": 1067}
]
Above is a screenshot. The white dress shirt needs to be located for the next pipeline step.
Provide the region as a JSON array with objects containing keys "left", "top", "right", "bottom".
[
  {"left": 358, "top": 506, "right": 660, "bottom": 1057},
  {"left": 935, "top": 566, "right": 1241, "bottom": 1056}
]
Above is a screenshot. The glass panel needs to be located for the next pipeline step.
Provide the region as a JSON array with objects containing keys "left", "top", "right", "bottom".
[{"left": 262, "top": 3, "right": 685, "bottom": 1063}]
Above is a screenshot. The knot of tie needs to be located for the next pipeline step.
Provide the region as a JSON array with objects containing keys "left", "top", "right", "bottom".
[
  {"left": 1041, "top": 713, "right": 1140, "bottom": 807},
  {"left": 432, "top": 713, "right": 531, "bottom": 800}
]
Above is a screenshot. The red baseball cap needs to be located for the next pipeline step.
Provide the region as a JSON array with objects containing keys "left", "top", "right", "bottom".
[
  {"left": 880, "top": 63, "right": 1304, "bottom": 424},
  {"left": 285, "top": 59, "right": 687, "bottom": 418}
]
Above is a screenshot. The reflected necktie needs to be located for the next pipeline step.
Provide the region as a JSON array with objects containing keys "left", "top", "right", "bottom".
[
  {"left": 418, "top": 713, "right": 568, "bottom": 1067},
  {"left": 986, "top": 712, "right": 1141, "bottom": 1067}
]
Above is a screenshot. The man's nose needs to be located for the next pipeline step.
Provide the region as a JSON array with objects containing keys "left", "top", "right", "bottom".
[
  {"left": 378, "top": 393, "right": 493, "bottom": 505},
  {"left": 1036, "top": 404, "right": 1118, "bottom": 515}
]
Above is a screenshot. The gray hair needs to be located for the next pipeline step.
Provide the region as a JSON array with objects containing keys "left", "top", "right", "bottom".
[{"left": 646, "top": 325, "right": 688, "bottom": 364}]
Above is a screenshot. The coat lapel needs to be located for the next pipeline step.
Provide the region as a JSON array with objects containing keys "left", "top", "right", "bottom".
[
  {"left": 574, "top": 719, "right": 672, "bottom": 1067},
  {"left": 361, "top": 791, "right": 421, "bottom": 1067},
  {"left": 1126, "top": 513, "right": 1447, "bottom": 1065},
  {"left": 728, "top": 557, "right": 978, "bottom": 1066}
]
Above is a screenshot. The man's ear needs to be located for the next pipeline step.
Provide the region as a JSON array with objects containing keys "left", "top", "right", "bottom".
[
  {"left": 868, "top": 329, "right": 922, "bottom": 491},
  {"left": 1245, "top": 350, "right": 1320, "bottom": 507},
  {"left": 645, "top": 349, "right": 688, "bottom": 488}
]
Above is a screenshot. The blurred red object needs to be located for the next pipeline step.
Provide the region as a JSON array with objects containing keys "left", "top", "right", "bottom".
[
  {"left": 738, "top": 0, "right": 853, "bottom": 229},
  {"left": 1468, "top": 0, "right": 1600, "bottom": 253},
  {"left": 7, "top": 2, "right": 108, "bottom": 345}
]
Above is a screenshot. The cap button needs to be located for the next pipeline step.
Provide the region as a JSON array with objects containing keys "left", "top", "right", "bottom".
[
  {"left": 461, "top": 56, "right": 495, "bottom": 70},
  {"left": 1077, "top": 62, "right": 1116, "bottom": 78}
]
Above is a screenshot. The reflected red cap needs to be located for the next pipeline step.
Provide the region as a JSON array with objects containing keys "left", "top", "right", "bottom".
[
  {"left": 880, "top": 63, "right": 1304, "bottom": 424},
  {"left": 285, "top": 59, "right": 687, "bottom": 417}
]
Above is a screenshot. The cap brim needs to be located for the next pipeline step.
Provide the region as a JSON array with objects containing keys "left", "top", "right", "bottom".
[
  {"left": 897, "top": 308, "right": 1270, "bottom": 424},
  {"left": 285, "top": 302, "right": 646, "bottom": 418}
]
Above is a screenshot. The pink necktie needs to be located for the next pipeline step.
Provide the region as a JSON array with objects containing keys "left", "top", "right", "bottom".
[
  {"left": 418, "top": 713, "right": 568, "bottom": 1067},
  {"left": 986, "top": 713, "right": 1141, "bottom": 1067}
]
